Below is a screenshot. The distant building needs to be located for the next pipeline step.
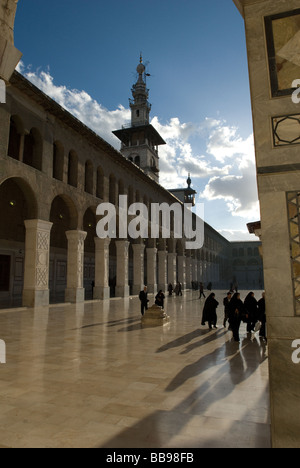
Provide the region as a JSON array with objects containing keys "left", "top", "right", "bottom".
[{"left": 231, "top": 241, "right": 264, "bottom": 290}]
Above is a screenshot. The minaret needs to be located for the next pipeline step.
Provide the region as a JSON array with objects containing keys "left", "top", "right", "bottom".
[
  {"left": 169, "top": 174, "right": 197, "bottom": 206},
  {"left": 113, "top": 56, "right": 166, "bottom": 183}
]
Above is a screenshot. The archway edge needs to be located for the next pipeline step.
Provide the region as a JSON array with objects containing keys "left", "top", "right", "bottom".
[
  {"left": 50, "top": 193, "right": 79, "bottom": 231},
  {"left": 0, "top": 175, "right": 38, "bottom": 219}
]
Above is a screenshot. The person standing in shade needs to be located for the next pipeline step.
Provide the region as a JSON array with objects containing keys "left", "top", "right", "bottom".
[
  {"left": 223, "top": 292, "right": 232, "bottom": 328},
  {"left": 244, "top": 292, "right": 258, "bottom": 333},
  {"left": 139, "top": 286, "right": 149, "bottom": 316},
  {"left": 228, "top": 292, "right": 245, "bottom": 342},
  {"left": 201, "top": 293, "right": 219, "bottom": 330},
  {"left": 258, "top": 291, "right": 267, "bottom": 341}
]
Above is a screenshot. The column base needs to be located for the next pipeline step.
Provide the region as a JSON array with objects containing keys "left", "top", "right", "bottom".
[
  {"left": 115, "top": 286, "right": 130, "bottom": 298},
  {"left": 65, "top": 288, "right": 85, "bottom": 303},
  {"left": 93, "top": 286, "right": 110, "bottom": 300},
  {"left": 22, "top": 289, "right": 50, "bottom": 308}
]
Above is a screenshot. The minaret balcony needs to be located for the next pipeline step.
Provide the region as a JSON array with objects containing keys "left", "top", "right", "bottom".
[{"left": 122, "top": 121, "right": 149, "bottom": 129}]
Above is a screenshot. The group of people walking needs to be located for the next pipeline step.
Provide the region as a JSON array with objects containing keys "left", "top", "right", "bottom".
[
  {"left": 168, "top": 283, "right": 183, "bottom": 296},
  {"left": 201, "top": 291, "right": 266, "bottom": 343}
]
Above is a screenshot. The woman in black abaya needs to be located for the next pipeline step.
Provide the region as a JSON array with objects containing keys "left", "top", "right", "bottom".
[
  {"left": 244, "top": 291, "right": 258, "bottom": 333},
  {"left": 201, "top": 293, "right": 219, "bottom": 330},
  {"left": 228, "top": 292, "right": 245, "bottom": 342}
]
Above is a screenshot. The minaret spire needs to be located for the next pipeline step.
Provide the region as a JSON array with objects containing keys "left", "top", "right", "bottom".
[
  {"left": 130, "top": 55, "right": 151, "bottom": 126},
  {"left": 112, "top": 56, "right": 166, "bottom": 184}
]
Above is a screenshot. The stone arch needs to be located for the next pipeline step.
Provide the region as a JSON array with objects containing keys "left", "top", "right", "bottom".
[
  {"left": 68, "top": 150, "right": 78, "bottom": 188},
  {"left": 128, "top": 186, "right": 134, "bottom": 206},
  {"left": 53, "top": 141, "right": 64, "bottom": 181},
  {"left": 8, "top": 115, "right": 24, "bottom": 161},
  {"left": 0, "top": 176, "right": 38, "bottom": 306},
  {"left": 23, "top": 128, "right": 43, "bottom": 171},
  {"left": 83, "top": 206, "right": 97, "bottom": 254},
  {"left": 49, "top": 194, "right": 78, "bottom": 303},
  {"left": 49, "top": 194, "right": 78, "bottom": 239},
  {"left": 0, "top": 176, "right": 38, "bottom": 240},
  {"left": 0, "top": 176, "right": 38, "bottom": 220},
  {"left": 109, "top": 174, "right": 116, "bottom": 205},
  {"left": 85, "top": 160, "right": 94, "bottom": 195},
  {"left": 118, "top": 179, "right": 125, "bottom": 197},
  {"left": 96, "top": 166, "right": 104, "bottom": 199}
]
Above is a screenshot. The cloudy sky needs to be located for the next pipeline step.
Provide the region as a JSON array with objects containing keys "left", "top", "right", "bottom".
[{"left": 14, "top": 0, "right": 260, "bottom": 241}]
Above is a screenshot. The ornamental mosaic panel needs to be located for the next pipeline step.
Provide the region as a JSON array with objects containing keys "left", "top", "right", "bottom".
[
  {"left": 273, "top": 114, "right": 300, "bottom": 146},
  {"left": 287, "top": 192, "right": 300, "bottom": 316},
  {"left": 265, "top": 9, "right": 300, "bottom": 97}
]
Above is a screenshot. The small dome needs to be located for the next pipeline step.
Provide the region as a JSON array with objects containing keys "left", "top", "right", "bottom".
[{"left": 137, "top": 63, "right": 145, "bottom": 75}]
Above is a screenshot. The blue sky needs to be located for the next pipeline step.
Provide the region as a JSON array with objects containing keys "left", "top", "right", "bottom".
[{"left": 14, "top": 0, "right": 259, "bottom": 241}]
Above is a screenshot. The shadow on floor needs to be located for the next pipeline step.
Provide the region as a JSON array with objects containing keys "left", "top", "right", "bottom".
[{"left": 98, "top": 336, "right": 270, "bottom": 448}]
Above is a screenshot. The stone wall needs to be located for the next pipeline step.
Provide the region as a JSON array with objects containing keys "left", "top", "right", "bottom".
[{"left": 234, "top": 0, "right": 300, "bottom": 448}]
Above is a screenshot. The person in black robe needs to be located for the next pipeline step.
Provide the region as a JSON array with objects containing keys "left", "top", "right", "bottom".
[
  {"left": 228, "top": 292, "right": 245, "bottom": 342},
  {"left": 258, "top": 292, "right": 267, "bottom": 340},
  {"left": 223, "top": 292, "right": 232, "bottom": 328},
  {"left": 201, "top": 293, "right": 219, "bottom": 329},
  {"left": 155, "top": 290, "right": 165, "bottom": 308},
  {"left": 139, "top": 286, "right": 149, "bottom": 316},
  {"left": 244, "top": 292, "right": 258, "bottom": 333}
]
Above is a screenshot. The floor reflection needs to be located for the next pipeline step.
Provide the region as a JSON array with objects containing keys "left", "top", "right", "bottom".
[{"left": 0, "top": 290, "right": 270, "bottom": 448}]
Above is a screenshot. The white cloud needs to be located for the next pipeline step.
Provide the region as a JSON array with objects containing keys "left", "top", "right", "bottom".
[
  {"left": 17, "top": 62, "right": 130, "bottom": 148},
  {"left": 201, "top": 124, "right": 259, "bottom": 220},
  {"left": 206, "top": 120, "right": 254, "bottom": 163}
]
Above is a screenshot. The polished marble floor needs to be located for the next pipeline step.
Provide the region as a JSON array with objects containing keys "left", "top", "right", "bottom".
[{"left": 0, "top": 290, "right": 271, "bottom": 448}]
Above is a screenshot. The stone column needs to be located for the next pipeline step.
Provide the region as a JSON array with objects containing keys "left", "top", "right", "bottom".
[
  {"left": 147, "top": 247, "right": 158, "bottom": 294},
  {"left": 132, "top": 243, "right": 145, "bottom": 295},
  {"left": 168, "top": 252, "right": 177, "bottom": 287},
  {"left": 94, "top": 238, "right": 110, "bottom": 300},
  {"left": 23, "top": 219, "right": 53, "bottom": 307},
  {"left": 177, "top": 255, "right": 186, "bottom": 290},
  {"left": 115, "top": 240, "right": 130, "bottom": 298},
  {"left": 158, "top": 250, "right": 168, "bottom": 293},
  {"left": 185, "top": 253, "right": 192, "bottom": 289},
  {"left": 198, "top": 260, "right": 203, "bottom": 283},
  {"left": 65, "top": 230, "right": 87, "bottom": 303},
  {"left": 192, "top": 258, "right": 198, "bottom": 283}
]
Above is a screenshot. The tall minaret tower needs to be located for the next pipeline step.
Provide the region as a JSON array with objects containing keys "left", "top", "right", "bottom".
[{"left": 113, "top": 56, "right": 166, "bottom": 183}]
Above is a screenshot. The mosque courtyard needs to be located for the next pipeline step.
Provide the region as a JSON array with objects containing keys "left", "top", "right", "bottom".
[{"left": 0, "top": 290, "right": 270, "bottom": 448}]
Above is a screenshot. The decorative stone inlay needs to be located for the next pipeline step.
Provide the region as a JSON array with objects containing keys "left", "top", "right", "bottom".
[
  {"left": 273, "top": 115, "right": 300, "bottom": 146},
  {"left": 287, "top": 192, "right": 300, "bottom": 316}
]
